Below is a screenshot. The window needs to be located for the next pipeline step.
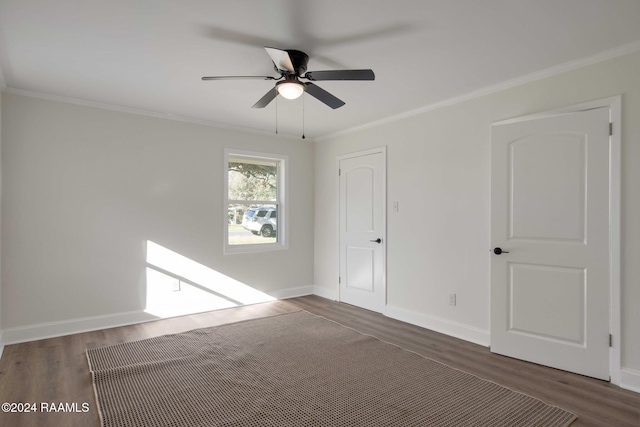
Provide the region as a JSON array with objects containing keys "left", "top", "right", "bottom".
[{"left": 224, "top": 149, "right": 287, "bottom": 253}]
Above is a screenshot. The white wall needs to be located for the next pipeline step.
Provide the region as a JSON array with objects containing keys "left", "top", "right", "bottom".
[
  {"left": 314, "top": 52, "right": 640, "bottom": 377},
  {"left": 1, "top": 93, "right": 314, "bottom": 339},
  {"left": 0, "top": 90, "right": 3, "bottom": 354}
]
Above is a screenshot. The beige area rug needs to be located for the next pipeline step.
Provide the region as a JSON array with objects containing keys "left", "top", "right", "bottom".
[{"left": 87, "top": 310, "right": 576, "bottom": 427}]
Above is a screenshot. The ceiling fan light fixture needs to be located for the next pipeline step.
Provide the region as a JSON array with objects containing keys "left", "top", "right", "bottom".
[{"left": 276, "top": 80, "right": 304, "bottom": 100}]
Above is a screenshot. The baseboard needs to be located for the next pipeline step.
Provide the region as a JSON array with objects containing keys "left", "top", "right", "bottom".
[
  {"left": 385, "top": 305, "right": 490, "bottom": 347},
  {"left": 1, "top": 285, "right": 314, "bottom": 346},
  {"left": 620, "top": 368, "right": 640, "bottom": 393},
  {"left": 267, "top": 285, "right": 313, "bottom": 300},
  {"left": 1, "top": 310, "right": 158, "bottom": 346},
  {"left": 313, "top": 285, "right": 338, "bottom": 301}
]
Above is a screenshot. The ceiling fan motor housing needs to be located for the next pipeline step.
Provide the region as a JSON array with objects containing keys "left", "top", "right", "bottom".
[{"left": 284, "top": 49, "right": 309, "bottom": 76}]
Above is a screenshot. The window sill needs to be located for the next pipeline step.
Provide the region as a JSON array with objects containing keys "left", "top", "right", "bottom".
[{"left": 224, "top": 242, "right": 288, "bottom": 255}]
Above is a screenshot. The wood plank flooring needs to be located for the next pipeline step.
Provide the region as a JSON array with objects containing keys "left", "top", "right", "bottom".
[{"left": 0, "top": 295, "right": 637, "bottom": 427}]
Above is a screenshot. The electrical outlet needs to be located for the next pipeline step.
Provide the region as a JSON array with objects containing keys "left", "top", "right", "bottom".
[
  {"left": 171, "top": 279, "right": 181, "bottom": 292},
  {"left": 448, "top": 293, "right": 457, "bottom": 306}
]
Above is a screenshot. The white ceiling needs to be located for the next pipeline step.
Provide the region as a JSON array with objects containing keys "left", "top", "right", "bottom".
[{"left": 1, "top": 0, "right": 640, "bottom": 140}]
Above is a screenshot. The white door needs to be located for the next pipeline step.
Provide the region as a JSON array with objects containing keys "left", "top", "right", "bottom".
[
  {"left": 339, "top": 149, "right": 386, "bottom": 313},
  {"left": 491, "top": 107, "right": 610, "bottom": 380}
]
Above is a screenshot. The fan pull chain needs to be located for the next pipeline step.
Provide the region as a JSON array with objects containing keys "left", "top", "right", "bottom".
[
  {"left": 275, "top": 96, "right": 278, "bottom": 135},
  {"left": 302, "top": 93, "right": 306, "bottom": 140}
]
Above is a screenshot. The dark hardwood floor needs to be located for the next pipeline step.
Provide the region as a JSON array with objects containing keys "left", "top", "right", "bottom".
[{"left": 0, "top": 295, "right": 637, "bottom": 426}]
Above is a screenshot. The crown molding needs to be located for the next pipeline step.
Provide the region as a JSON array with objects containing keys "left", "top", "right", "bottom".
[{"left": 316, "top": 39, "right": 640, "bottom": 142}]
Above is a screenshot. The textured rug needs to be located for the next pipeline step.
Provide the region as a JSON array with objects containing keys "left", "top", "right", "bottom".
[{"left": 87, "top": 310, "right": 577, "bottom": 427}]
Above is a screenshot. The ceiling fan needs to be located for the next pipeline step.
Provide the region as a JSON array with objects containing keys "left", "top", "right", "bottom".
[{"left": 202, "top": 47, "right": 375, "bottom": 109}]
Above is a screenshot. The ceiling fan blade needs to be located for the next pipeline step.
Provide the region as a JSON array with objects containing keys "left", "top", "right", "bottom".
[
  {"left": 304, "top": 83, "right": 345, "bottom": 109},
  {"left": 304, "top": 69, "right": 375, "bottom": 81},
  {"left": 264, "top": 47, "right": 295, "bottom": 73},
  {"left": 252, "top": 87, "right": 279, "bottom": 109},
  {"left": 202, "top": 76, "right": 278, "bottom": 81}
]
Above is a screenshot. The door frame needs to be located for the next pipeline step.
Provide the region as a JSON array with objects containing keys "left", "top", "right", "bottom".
[
  {"left": 491, "top": 96, "right": 621, "bottom": 385},
  {"left": 336, "top": 146, "right": 387, "bottom": 311}
]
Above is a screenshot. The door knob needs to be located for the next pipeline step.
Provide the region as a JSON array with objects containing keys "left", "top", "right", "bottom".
[
  {"left": 493, "top": 247, "right": 509, "bottom": 255},
  {"left": 370, "top": 238, "right": 382, "bottom": 244}
]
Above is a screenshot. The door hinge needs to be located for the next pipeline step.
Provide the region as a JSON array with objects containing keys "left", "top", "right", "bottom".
[
  {"left": 338, "top": 168, "right": 341, "bottom": 176},
  {"left": 609, "top": 334, "right": 613, "bottom": 347},
  {"left": 609, "top": 122, "right": 613, "bottom": 136},
  {"left": 338, "top": 276, "right": 341, "bottom": 284}
]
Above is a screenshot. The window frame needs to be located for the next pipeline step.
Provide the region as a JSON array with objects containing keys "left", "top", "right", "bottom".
[{"left": 223, "top": 148, "right": 288, "bottom": 254}]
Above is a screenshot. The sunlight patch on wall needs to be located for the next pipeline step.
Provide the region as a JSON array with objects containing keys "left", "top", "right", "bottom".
[{"left": 145, "top": 240, "right": 276, "bottom": 318}]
